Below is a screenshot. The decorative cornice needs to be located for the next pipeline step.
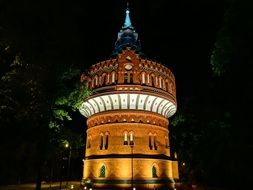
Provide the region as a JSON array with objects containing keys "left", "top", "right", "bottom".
[
  {"left": 85, "top": 153, "right": 175, "bottom": 160},
  {"left": 90, "top": 64, "right": 118, "bottom": 77},
  {"left": 87, "top": 110, "right": 169, "bottom": 128},
  {"left": 80, "top": 92, "right": 176, "bottom": 118}
]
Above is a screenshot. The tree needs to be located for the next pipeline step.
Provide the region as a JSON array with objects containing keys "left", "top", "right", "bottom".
[{"left": 0, "top": 30, "right": 91, "bottom": 190}]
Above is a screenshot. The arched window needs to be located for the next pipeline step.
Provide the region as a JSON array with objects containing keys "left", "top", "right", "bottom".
[
  {"left": 141, "top": 72, "right": 145, "bottom": 84},
  {"left": 99, "top": 165, "right": 106, "bottom": 177},
  {"left": 159, "top": 77, "right": 162, "bottom": 88},
  {"left": 95, "top": 75, "right": 98, "bottom": 86},
  {"left": 130, "top": 72, "right": 133, "bottom": 83},
  {"left": 124, "top": 131, "right": 128, "bottom": 145},
  {"left": 100, "top": 133, "right": 104, "bottom": 150},
  {"left": 124, "top": 71, "right": 128, "bottom": 83},
  {"left": 150, "top": 75, "right": 155, "bottom": 86},
  {"left": 111, "top": 71, "right": 116, "bottom": 83},
  {"left": 107, "top": 73, "right": 110, "bottom": 84},
  {"left": 149, "top": 133, "right": 153, "bottom": 150},
  {"left": 124, "top": 71, "right": 133, "bottom": 83},
  {"left": 129, "top": 131, "right": 134, "bottom": 145},
  {"left": 152, "top": 165, "right": 158, "bottom": 178}
]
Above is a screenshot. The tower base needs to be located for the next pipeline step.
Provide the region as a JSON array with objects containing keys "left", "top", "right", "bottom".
[{"left": 82, "top": 158, "right": 179, "bottom": 190}]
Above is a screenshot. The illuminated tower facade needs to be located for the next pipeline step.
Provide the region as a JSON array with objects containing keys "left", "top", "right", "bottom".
[{"left": 80, "top": 5, "right": 179, "bottom": 190}]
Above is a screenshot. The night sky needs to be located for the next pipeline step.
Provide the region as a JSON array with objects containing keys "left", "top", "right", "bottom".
[{"left": 1, "top": 0, "right": 228, "bottom": 101}]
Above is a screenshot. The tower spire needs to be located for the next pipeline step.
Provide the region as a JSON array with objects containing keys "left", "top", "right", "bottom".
[
  {"left": 123, "top": 2, "right": 132, "bottom": 28},
  {"left": 113, "top": 1, "right": 141, "bottom": 55}
]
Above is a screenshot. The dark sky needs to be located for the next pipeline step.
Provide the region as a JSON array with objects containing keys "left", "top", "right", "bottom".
[
  {"left": 1, "top": 0, "right": 229, "bottom": 104},
  {"left": 79, "top": 0, "right": 228, "bottom": 103},
  {"left": 63, "top": 0, "right": 228, "bottom": 103}
]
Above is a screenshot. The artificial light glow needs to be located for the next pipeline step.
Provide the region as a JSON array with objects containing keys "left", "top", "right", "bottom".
[
  {"left": 70, "top": 185, "right": 74, "bottom": 189},
  {"left": 79, "top": 93, "right": 176, "bottom": 118},
  {"left": 174, "top": 152, "right": 177, "bottom": 159},
  {"left": 65, "top": 143, "right": 69, "bottom": 148},
  {"left": 84, "top": 187, "right": 87, "bottom": 189},
  {"left": 182, "top": 162, "right": 186, "bottom": 166}
]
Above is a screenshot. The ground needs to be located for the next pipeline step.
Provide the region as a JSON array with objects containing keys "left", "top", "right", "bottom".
[
  {"left": 0, "top": 181, "right": 81, "bottom": 190},
  {"left": 0, "top": 181, "right": 229, "bottom": 190}
]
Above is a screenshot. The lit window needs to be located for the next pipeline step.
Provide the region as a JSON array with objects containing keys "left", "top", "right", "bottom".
[
  {"left": 124, "top": 131, "right": 128, "bottom": 145},
  {"left": 95, "top": 75, "right": 98, "bottom": 86},
  {"left": 142, "top": 72, "right": 145, "bottom": 84},
  {"left": 130, "top": 131, "right": 134, "bottom": 145},
  {"left": 107, "top": 74, "right": 110, "bottom": 83},
  {"left": 99, "top": 165, "right": 106, "bottom": 177},
  {"left": 124, "top": 72, "right": 128, "bottom": 83},
  {"left": 112, "top": 71, "right": 115, "bottom": 83}
]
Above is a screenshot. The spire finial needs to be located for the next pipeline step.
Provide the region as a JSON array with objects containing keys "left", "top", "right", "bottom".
[{"left": 123, "top": 1, "right": 132, "bottom": 28}]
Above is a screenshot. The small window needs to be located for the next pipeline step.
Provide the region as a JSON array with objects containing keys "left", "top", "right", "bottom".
[
  {"left": 100, "top": 134, "right": 104, "bottom": 150},
  {"left": 105, "top": 134, "right": 109, "bottom": 150},
  {"left": 149, "top": 135, "right": 153, "bottom": 150},
  {"left": 99, "top": 165, "right": 106, "bottom": 177},
  {"left": 107, "top": 74, "right": 111, "bottom": 84},
  {"left": 130, "top": 72, "right": 133, "bottom": 83},
  {"left": 130, "top": 132, "right": 134, "bottom": 145},
  {"left": 112, "top": 71, "right": 116, "bottom": 83},
  {"left": 142, "top": 72, "right": 145, "bottom": 84},
  {"left": 124, "top": 131, "right": 128, "bottom": 145},
  {"left": 159, "top": 77, "right": 162, "bottom": 88},
  {"left": 154, "top": 136, "right": 157, "bottom": 150},
  {"left": 152, "top": 165, "right": 158, "bottom": 178},
  {"left": 124, "top": 72, "right": 128, "bottom": 83},
  {"left": 95, "top": 75, "right": 98, "bottom": 86}
]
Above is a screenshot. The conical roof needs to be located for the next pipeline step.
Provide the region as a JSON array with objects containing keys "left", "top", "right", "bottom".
[{"left": 113, "top": 3, "right": 141, "bottom": 55}]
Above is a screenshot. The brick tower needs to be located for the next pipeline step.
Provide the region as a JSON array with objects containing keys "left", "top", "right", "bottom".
[{"left": 80, "top": 4, "right": 179, "bottom": 190}]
